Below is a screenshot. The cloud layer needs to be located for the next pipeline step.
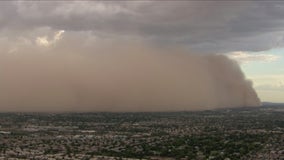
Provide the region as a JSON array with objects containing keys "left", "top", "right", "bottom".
[{"left": 1, "top": 1, "right": 284, "bottom": 53}]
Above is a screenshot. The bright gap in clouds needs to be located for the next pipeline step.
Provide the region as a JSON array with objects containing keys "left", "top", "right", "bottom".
[
  {"left": 228, "top": 51, "right": 280, "bottom": 64},
  {"left": 36, "top": 30, "right": 65, "bottom": 47}
]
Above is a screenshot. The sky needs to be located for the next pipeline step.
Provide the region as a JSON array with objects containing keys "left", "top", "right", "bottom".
[
  {"left": 0, "top": 1, "right": 283, "bottom": 111},
  {"left": 239, "top": 48, "right": 284, "bottom": 103}
]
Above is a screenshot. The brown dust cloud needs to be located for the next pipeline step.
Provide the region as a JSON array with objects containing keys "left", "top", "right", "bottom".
[{"left": 0, "top": 42, "right": 260, "bottom": 112}]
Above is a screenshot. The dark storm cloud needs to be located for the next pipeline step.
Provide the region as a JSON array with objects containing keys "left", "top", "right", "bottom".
[{"left": 1, "top": 1, "right": 284, "bottom": 53}]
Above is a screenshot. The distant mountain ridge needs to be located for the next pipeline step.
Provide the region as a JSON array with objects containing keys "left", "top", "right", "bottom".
[{"left": 261, "top": 102, "right": 284, "bottom": 106}]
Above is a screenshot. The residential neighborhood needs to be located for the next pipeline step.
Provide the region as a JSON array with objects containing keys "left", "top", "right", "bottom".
[{"left": 0, "top": 106, "right": 283, "bottom": 160}]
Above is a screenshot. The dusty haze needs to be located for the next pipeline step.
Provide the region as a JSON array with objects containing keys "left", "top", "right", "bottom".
[{"left": 0, "top": 42, "right": 260, "bottom": 112}]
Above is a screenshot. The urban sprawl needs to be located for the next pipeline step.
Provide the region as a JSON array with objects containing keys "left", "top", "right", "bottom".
[{"left": 0, "top": 106, "right": 283, "bottom": 160}]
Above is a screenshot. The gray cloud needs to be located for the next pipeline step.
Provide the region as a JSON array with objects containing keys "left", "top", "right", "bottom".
[{"left": 1, "top": 1, "right": 284, "bottom": 53}]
